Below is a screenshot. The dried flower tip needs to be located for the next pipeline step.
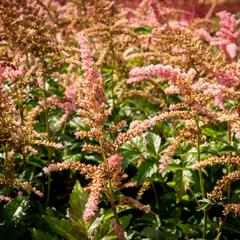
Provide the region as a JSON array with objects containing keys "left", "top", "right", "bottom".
[
  {"left": 0, "top": 177, "right": 43, "bottom": 197},
  {"left": 82, "top": 166, "right": 105, "bottom": 221},
  {"left": 137, "top": 181, "right": 152, "bottom": 200},
  {"left": 119, "top": 196, "right": 151, "bottom": 213},
  {"left": 121, "top": 182, "right": 138, "bottom": 189},
  {"left": 43, "top": 161, "right": 97, "bottom": 176},
  {"left": 192, "top": 156, "right": 240, "bottom": 168},
  {"left": 207, "top": 171, "right": 240, "bottom": 201},
  {"left": 0, "top": 195, "right": 11, "bottom": 202},
  {"left": 223, "top": 203, "right": 240, "bottom": 217},
  {"left": 159, "top": 129, "right": 193, "bottom": 172},
  {"left": 33, "top": 140, "right": 63, "bottom": 149}
]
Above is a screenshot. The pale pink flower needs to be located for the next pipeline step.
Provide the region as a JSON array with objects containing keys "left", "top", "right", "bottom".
[
  {"left": 226, "top": 43, "right": 238, "bottom": 59},
  {"left": 65, "top": 84, "right": 78, "bottom": 101},
  {"left": 217, "top": 69, "right": 239, "bottom": 87},
  {"left": 126, "top": 76, "right": 150, "bottom": 84},
  {"left": 212, "top": 11, "right": 240, "bottom": 59},
  {"left": 214, "top": 90, "right": 224, "bottom": 110},
  {"left": 129, "top": 65, "right": 196, "bottom": 86},
  {"left": 57, "top": 102, "right": 76, "bottom": 112},
  {"left": 108, "top": 154, "right": 123, "bottom": 168},
  {"left": 82, "top": 190, "right": 100, "bottom": 221},
  {"left": 216, "top": 11, "right": 240, "bottom": 43}
]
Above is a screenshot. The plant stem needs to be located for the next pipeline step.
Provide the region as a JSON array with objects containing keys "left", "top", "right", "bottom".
[
  {"left": 196, "top": 123, "right": 205, "bottom": 199},
  {"left": 82, "top": 0, "right": 87, "bottom": 14},
  {"left": 99, "top": 138, "right": 125, "bottom": 238},
  {"left": 227, "top": 122, "right": 232, "bottom": 200},
  {"left": 109, "top": 32, "right": 116, "bottom": 110},
  {"left": 17, "top": 88, "right": 27, "bottom": 166},
  {"left": 108, "top": 182, "right": 120, "bottom": 222},
  {"left": 43, "top": 77, "right": 51, "bottom": 205},
  {"left": 152, "top": 182, "right": 160, "bottom": 211},
  {"left": 3, "top": 144, "right": 10, "bottom": 195},
  {"left": 99, "top": 138, "right": 107, "bottom": 162},
  {"left": 219, "top": 122, "right": 233, "bottom": 235},
  {"left": 196, "top": 118, "right": 207, "bottom": 239},
  {"left": 205, "top": 0, "right": 217, "bottom": 19}
]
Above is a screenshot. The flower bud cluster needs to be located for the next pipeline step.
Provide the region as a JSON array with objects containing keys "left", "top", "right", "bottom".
[{"left": 208, "top": 171, "right": 240, "bottom": 201}]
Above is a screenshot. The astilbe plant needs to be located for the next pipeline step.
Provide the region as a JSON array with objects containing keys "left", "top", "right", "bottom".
[
  {"left": 43, "top": 34, "right": 154, "bottom": 238},
  {"left": 0, "top": 0, "right": 240, "bottom": 239},
  {"left": 0, "top": 0, "right": 64, "bottom": 204},
  {"left": 0, "top": 62, "right": 45, "bottom": 201},
  {"left": 43, "top": 2, "right": 240, "bottom": 239},
  {"left": 124, "top": 5, "right": 240, "bottom": 238}
]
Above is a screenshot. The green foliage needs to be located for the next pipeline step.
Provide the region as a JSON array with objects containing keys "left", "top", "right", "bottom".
[
  {"left": 0, "top": 197, "right": 30, "bottom": 240},
  {"left": 32, "top": 230, "right": 59, "bottom": 240},
  {"left": 32, "top": 181, "right": 89, "bottom": 240},
  {"left": 32, "top": 181, "right": 122, "bottom": 240}
]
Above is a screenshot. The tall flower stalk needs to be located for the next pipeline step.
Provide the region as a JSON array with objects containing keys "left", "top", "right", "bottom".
[
  {"left": 43, "top": 76, "right": 52, "bottom": 205},
  {"left": 196, "top": 117, "right": 207, "bottom": 239}
]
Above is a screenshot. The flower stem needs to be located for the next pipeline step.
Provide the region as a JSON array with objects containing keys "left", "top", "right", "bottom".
[
  {"left": 227, "top": 121, "right": 232, "bottom": 200},
  {"left": 43, "top": 77, "right": 51, "bottom": 205},
  {"left": 17, "top": 88, "right": 27, "bottom": 166},
  {"left": 108, "top": 182, "right": 120, "bottom": 222},
  {"left": 152, "top": 182, "right": 160, "bottom": 211},
  {"left": 196, "top": 118, "right": 207, "bottom": 239},
  {"left": 99, "top": 138, "right": 124, "bottom": 238},
  {"left": 205, "top": 0, "right": 217, "bottom": 19},
  {"left": 99, "top": 138, "right": 107, "bottom": 162},
  {"left": 219, "top": 122, "right": 233, "bottom": 235},
  {"left": 109, "top": 32, "right": 116, "bottom": 110}
]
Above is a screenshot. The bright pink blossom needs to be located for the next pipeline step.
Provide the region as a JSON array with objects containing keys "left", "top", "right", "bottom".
[
  {"left": 150, "top": 0, "right": 163, "bottom": 24},
  {"left": 108, "top": 154, "right": 123, "bottom": 168},
  {"left": 212, "top": 11, "right": 240, "bottom": 59}
]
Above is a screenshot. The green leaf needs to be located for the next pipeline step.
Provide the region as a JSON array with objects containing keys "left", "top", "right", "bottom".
[
  {"left": 175, "top": 222, "right": 196, "bottom": 235},
  {"left": 88, "top": 211, "right": 105, "bottom": 236},
  {"left": 213, "top": 232, "right": 221, "bottom": 240},
  {"left": 44, "top": 216, "right": 82, "bottom": 240},
  {"left": 134, "top": 26, "right": 152, "bottom": 34},
  {"left": 32, "top": 229, "right": 59, "bottom": 240},
  {"left": 3, "top": 197, "right": 29, "bottom": 224},
  {"left": 224, "top": 223, "right": 240, "bottom": 234},
  {"left": 171, "top": 168, "right": 192, "bottom": 203},
  {"left": 137, "top": 161, "right": 157, "bottom": 184},
  {"left": 146, "top": 132, "right": 161, "bottom": 157},
  {"left": 219, "top": 145, "right": 236, "bottom": 153},
  {"left": 173, "top": 170, "right": 184, "bottom": 203},
  {"left": 68, "top": 180, "right": 88, "bottom": 221},
  {"left": 119, "top": 214, "right": 132, "bottom": 229},
  {"left": 34, "top": 182, "right": 90, "bottom": 240},
  {"left": 0, "top": 197, "right": 29, "bottom": 239},
  {"left": 140, "top": 226, "right": 177, "bottom": 240},
  {"left": 120, "top": 135, "right": 146, "bottom": 168}
]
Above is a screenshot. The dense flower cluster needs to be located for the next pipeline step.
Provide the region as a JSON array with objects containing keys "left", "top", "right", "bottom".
[{"left": 212, "top": 10, "right": 240, "bottom": 59}]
